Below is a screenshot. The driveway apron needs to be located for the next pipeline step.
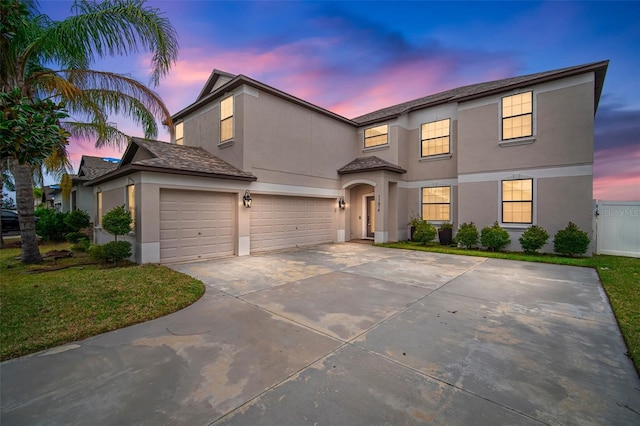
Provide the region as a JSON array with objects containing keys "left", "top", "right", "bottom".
[{"left": 1, "top": 244, "right": 639, "bottom": 425}]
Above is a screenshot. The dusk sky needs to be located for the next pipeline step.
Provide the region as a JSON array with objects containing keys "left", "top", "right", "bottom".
[{"left": 39, "top": 0, "right": 639, "bottom": 200}]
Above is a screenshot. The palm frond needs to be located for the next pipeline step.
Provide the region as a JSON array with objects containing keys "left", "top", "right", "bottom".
[
  {"left": 33, "top": 0, "right": 178, "bottom": 86},
  {"left": 61, "top": 121, "right": 130, "bottom": 149}
]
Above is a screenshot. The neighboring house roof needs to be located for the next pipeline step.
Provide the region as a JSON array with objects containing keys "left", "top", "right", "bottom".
[
  {"left": 74, "top": 156, "right": 119, "bottom": 182},
  {"left": 87, "top": 137, "right": 257, "bottom": 185},
  {"left": 338, "top": 156, "right": 407, "bottom": 175},
  {"left": 175, "top": 61, "right": 608, "bottom": 128},
  {"left": 352, "top": 60, "right": 609, "bottom": 125}
]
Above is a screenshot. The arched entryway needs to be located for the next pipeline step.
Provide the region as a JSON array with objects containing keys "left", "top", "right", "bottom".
[{"left": 343, "top": 181, "right": 375, "bottom": 241}]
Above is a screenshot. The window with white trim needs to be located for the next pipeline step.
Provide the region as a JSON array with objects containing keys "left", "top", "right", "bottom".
[
  {"left": 364, "top": 124, "right": 388, "bottom": 148},
  {"left": 502, "top": 92, "right": 532, "bottom": 140},
  {"left": 421, "top": 118, "right": 450, "bottom": 157},
  {"left": 127, "top": 184, "right": 135, "bottom": 231},
  {"left": 96, "top": 191, "right": 102, "bottom": 225},
  {"left": 502, "top": 178, "right": 533, "bottom": 224},
  {"left": 422, "top": 186, "right": 451, "bottom": 221},
  {"left": 175, "top": 122, "right": 183, "bottom": 145},
  {"left": 220, "top": 95, "right": 234, "bottom": 142}
]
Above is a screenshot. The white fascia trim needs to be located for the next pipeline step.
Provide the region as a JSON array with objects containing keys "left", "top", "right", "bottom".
[
  {"left": 342, "top": 179, "right": 376, "bottom": 189},
  {"left": 399, "top": 178, "right": 458, "bottom": 189},
  {"left": 458, "top": 164, "right": 592, "bottom": 184},
  {"left": 140, "top": 173, "right": 341, "bottom": 198}
]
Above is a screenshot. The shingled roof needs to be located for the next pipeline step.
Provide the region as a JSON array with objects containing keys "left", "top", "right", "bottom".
[
  {"left": 338, "top": 156, "right": 406, "bottom": 175},
  {"left": 353, "top": 60, "right": 608, "bottom": 125},
  {"left": 74, "top": 156, "right": 119, "bottom": 181},
  {"left": 86, "top": 138, "right": 257, "bottom": 185}
]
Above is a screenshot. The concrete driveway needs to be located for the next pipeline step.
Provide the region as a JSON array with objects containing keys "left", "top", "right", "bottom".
[{"left": 1, "top": 243, "right": 639, "bottom": 425}]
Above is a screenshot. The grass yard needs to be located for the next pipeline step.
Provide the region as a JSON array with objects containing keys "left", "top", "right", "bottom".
[
  {"left": 380, "top": 241, "right": 640, "bottom": 373},
  {"left": 0, "top": 243, "right": 205, "bottom": 361}
]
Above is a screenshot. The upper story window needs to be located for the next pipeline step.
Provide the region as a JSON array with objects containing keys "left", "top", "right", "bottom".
[
  {"left": 127, "top": 184, "right": 136, "bottom": 231},
  {"left": 422, "top": 186, "right": 451, "bottom": 222},
  {"left": 220, "top": 95, "right": 234, "bottom": 142},
  {"left": 502, "top": 178, "right": 533, "bottom": 224},
  {"left": 364, "top": 124, "right": 388, "bottom": 148},
  {"left": 421, "top": 118, "right": 450, "bottom": 157},
  {"left": 175, "top": 122, "right": 183, "bottom": 145},
  {"left": 502, "top": 91, "right": 532, "bottom": 140}
]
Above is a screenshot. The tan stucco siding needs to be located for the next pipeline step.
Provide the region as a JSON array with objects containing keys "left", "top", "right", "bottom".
[
  {"left": 242, "top": 89, "right": 356, "bottom": 185},
  {"left": 537, "top": 175, "right": 593, "bottom": 243},
  {"left": 457, "top": 75, "right": 595, "bottom": 174},
  {"left": 458, "top": 181, "right": 499, "bottom": 229}
]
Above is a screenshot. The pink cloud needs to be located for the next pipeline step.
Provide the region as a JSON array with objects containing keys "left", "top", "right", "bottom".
[{"left": 594, "top": 145, "right": 640, "bottom": 200}]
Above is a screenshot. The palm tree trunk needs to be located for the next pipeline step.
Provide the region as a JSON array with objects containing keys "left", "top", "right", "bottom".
[{"left": 13, "top": 160, "right": 42, "bottom": 263}]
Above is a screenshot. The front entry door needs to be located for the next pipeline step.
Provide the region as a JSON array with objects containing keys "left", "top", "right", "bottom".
[{"left": 366, "top": 196, "right": 375, "bottom": 238}]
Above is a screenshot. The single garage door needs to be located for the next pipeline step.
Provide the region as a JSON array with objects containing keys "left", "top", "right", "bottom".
[
  {"left": 250, "top": 195, "right": 334, "bottom": 253},
  {"left": 160, "top": 190, "right": 235, "bottom": 263}
]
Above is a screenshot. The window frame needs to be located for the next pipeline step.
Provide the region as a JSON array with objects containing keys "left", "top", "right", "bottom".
[
  {"left": 96, "top": 191, "right": 102, "bottom": 226},
  {"left": 421, "top": 186, "right": 451, "bottom": 223},
  {"left": 175, "top": 121, "right": 184, "bottom": 145},
  {"left": 420, "top": 118, "right": 451, "bottom": 158},
  {"left": 364, "top": 124, "right": 389, "bottom": 149},
  {"left": 501, "top": 91, "right": 533, "bottom": 141},
  {"left": 127, "top": 184, "right": 135, "bottom": 232},
  {"left": 220, "top": 95, "right": 234, "bottom": 143},
  {"left": 501, "top": 178, "right": 533, "bottom": 225}
]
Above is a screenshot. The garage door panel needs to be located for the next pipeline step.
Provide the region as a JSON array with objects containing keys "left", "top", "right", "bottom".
[
  {"left": 250, "top": 195, "right": 333, "bottom": 253},
  {"left": 160, "top": 190, "right": 235, "bottom": 263}
]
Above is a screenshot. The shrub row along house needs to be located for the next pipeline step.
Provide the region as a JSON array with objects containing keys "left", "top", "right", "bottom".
[{"left": 84, "top": 60, "right": 608, "bottom": 264}]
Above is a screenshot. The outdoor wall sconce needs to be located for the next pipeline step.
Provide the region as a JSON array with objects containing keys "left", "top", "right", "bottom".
[
  {"left": 338, "top": 196, "right": 346, "bottom": 210},
  {"left": 243, "top": 190, "right": 252, "bottom": 208}
]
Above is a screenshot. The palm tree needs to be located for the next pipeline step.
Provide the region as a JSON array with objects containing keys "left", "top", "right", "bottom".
[{"left": 1, "top": 0, "right": 178, "bottom": 263}]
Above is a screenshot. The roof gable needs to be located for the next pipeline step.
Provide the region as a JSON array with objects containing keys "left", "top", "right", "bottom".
[
  {"left": 338, "top": 156, "right": 406, "bottom": 175},
  {"left": 88, "top": 138, "right": 257, "bottom": 185},
  {"left": 195, "top": 69, "right": 237, "bottom": 102},
  {"left": 75, "top": 155, "right": 119, "bottom": 180}
]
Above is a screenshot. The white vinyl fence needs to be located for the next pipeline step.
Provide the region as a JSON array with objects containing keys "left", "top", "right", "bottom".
[{"left": 594, "top": 200, "right": 640, "bottom": 258}]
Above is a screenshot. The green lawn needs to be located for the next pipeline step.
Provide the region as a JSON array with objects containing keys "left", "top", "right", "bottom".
[
  {"left": 380, "top": 241, "right": 640, "bottom": 372},
  {"left": 0, "top": 243, "right": 205, "bottom": 361}
]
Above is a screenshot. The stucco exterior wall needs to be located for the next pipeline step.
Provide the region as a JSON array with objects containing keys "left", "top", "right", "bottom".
[{"left": 457, "top": 74, "right": 595, "bottom": 175}]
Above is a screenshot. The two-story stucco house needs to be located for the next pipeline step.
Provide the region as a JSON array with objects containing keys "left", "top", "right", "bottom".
[{"left": 88, "top": 60, "right": 608, "bottom": 264}]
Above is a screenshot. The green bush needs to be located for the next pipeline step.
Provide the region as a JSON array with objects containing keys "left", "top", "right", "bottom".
[
  {"left": 88, "top": 244, "right": 107, "bottom": 263},
  {"left": 454, "top": 222, "right": 479, "bottom": 249},
  {"left": 71, "top": 237, "right": 90, "bottom": 252},
  {"left": 65, "top": 231, "right": 86, "bottom": 243},
  {"left": 481, "top": 222, "right": 511, "bottom": 252},
  {"left": 35, "top": 209, "right": 72, "bottom": 242},
  {"left": 64, "top": 209, "right": 90, "bottom": 230},
  {"left": 519, "top": 225, "right": 549, "bottom": 254},
  {"left": 413, "top": 221, "right": 437, "bottom": 245},
  {"left": 103, "top": 241, "right": 132, "bottom": 265},
  {"left": 554, "top": 222, "right": 590, "bottom": 257},
  {"left": 102, "top": 205, "right": 132, "bottom": 241}
]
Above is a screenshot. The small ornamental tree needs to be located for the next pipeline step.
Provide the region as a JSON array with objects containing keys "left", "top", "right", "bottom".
[
  {"left": 100, "top": 205, "right": 132, "bottom": 265},
  {"left": 554, "top": 222, "right": 590, "bottom": 257},
  {"left": 519, "top": 225, "right": 549, "bottom": 254},
  {"left": 454, "top": 222, "right": 479, "bottom": 249},
  {"left": 101, "top": 205, "right": 132, "bottom": 241},
  {"left": 413, "top": 221, "right": 437, "bottom": 245},
  {"left": 480, "top": 222, "right": 511, "bottom": 252}
]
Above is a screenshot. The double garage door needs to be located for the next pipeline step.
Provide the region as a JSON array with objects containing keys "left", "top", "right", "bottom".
[
  {"left": 160, "top": 190, "right": 335, "bottom": 263},
  {"left": 250, "top": 195, "right": 334, "bottom": 253}
]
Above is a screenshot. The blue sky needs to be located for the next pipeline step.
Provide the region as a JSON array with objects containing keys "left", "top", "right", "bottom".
[{"left": 39, "top": 0, "right": 640, "bottom": 200}]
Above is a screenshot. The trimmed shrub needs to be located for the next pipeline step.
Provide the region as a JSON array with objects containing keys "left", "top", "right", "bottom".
[
  {"left": 64, "top": 209, "right": 90, "bottom": 230},
  {"left": 413, "top": 221, "right": 437, "bottom": 245},
  {"left": 72, "top": 237, "right": 90, "bottom": 252},
  {"left": 519, "top": 225, "right": 549, "bottom": 254},
  {"left": 554, "top": 222, "right": 590, "bottom": 257},
  {"left": 103, "top": 241, "right": 132, "bottom": 265},
  {"left": 102, "top": 205, "right": 132, "bottom": 241},
  {"left": 481, "top": 222, "right": 511, "bottom": 252},
  {"left": 454, "top": 222, "right": 479, "bottom": 249},
  {"left": 35, "top": 209, "right": 72, "bottom": 242},
  {"left": 65, "top": 231, "right": 86, "bottom": 243},
  {"left": 89, "top": 244, "right": 107, "bottom": 263}
]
